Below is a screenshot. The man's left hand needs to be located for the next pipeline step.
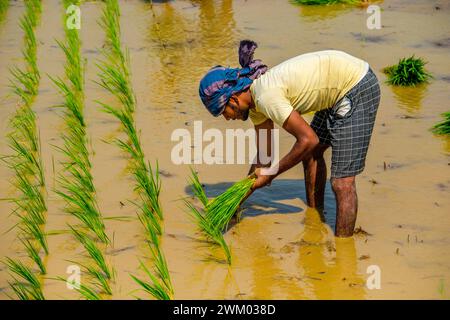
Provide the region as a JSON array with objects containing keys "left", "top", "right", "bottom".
[{"left": 251, "top": 168, "right": 274, "bottom": 190}]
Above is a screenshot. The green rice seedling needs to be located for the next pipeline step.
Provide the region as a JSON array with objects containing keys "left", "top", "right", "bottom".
[
  {"left": 53, "top": 275, "right": 102, "bottom": 300},
  {"left": 14, "top": 171, "right": 47, "bottom": 219},
  {"left": 75, "top": 283, "right": 102, "bottom": 300},
  {"left": 383, "top": 56, "right": 432, "bottom": 86},
  {"left": 20, "top": 237, "right": 46, "bottom": 274},
  {"left": 71, "top": 262, "right": 112, "bottom": 295},
  {"left": 136, "top": 199, "right": 162, "bottom": 237},
  {"left": 189, "top": 168, "right": 209, "bottom": 207},
  {"left": 96, "top": 62, "right": 135, "bottom": 114},
  {"left": 19, "top": 215, "right": 48, "bottom": 255},
  {"left": 206, "top": 177, "right": 255, "bottom": 232},
  {"left": 131, "top": 260, "right": 173, "bottom": 300},
  {"left": 99, "top": 0, "right": 124, "bottom": 66},
  {"left": 134, "top": 161, "right": 163, "bottom": 220},
  {"left": 70, "top": 227, "right": 111, "bottom": 279},
  {"left": 4, "top": 258, "right": 45, "bottom": 300},
  {"left": 432, "top": 111, "right": 450, "bottom": 136},
  {"left": 56, "top": 189, "right": 108, "bottom": 243},
  {"left": 7, "top": 135, "right": 44, "bottom": 185},
  {"left": 50, "top": 76, "right": 85, "bottom": 127},
  {"left": 132, "top": 202, "right": 173, "bottom": 299}
]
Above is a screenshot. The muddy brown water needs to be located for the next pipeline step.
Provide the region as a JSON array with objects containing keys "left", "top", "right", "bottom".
[{"left": 0, "top": 0, "right": 449, "bottom": 299}]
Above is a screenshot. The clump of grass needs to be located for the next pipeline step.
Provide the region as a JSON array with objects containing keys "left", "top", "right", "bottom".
[
  {"left": 432, "top": 112, "right": 450, "bottom": 136},
  {"left": 383, "top": 56, "right": 432, "bottom": 86}
]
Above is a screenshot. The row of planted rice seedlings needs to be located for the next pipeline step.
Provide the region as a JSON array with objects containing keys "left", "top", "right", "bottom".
[
  {"left": 97, "top": 0, "right": 173, "bottom": 300},
  {"left": 50, "top": 0, "right": 113, "bottom": 299},
  {"left": 2, "top": 0, "right": 47, "bottom": 300}
]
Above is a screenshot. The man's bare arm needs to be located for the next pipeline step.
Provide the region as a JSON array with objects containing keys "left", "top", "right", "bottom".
[
  {"left": 276, "top": 111, "right": 318, "bottom": 176},
  {"left": 248, "top": 119, "right": 274, "bottom": 175},
  {"left": 253, "top": 111, "right": 319, "bottom": 189}
]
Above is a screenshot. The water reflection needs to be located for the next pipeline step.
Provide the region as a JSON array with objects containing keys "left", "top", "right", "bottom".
[
  {"left": 146, "top": 0, "right": 238, "bottom": 112},
  {"left": 391, "top": 83, "right": 428, "bottom": 113},
  {"left": 294, "top": 3, "right": 354, "bottom": 21},
  {"left": 296, "top": 208, "right": 366, "bottom": 299}
]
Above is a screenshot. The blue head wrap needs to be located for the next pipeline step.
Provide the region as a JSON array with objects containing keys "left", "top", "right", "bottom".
[{"left": 198, "top": 40, "right": 268, "bottom": 117}]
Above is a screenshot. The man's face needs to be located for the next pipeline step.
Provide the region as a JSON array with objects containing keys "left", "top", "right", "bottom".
[{"left": 222, "top": 96, "right": 249, "bottom": 121}]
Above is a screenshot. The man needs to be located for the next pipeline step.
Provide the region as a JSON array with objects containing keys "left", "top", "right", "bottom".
[{"left": 198, "top": 40, "right": 380, "bottom": 237}]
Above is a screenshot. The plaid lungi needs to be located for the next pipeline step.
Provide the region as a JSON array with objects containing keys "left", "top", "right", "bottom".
[{"left": 310, "top": 67, "right": 380, "bottom": 178}]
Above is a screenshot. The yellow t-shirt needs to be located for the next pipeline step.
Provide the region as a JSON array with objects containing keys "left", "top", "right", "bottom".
[{"left": 249, "top": 50, "right": 369, "bottom": 127}]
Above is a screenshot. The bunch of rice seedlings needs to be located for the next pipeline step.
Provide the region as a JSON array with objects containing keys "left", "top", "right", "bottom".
[
  {"left": 185, "top": 170, "right": 255, "bottom": 264},
  {"left": 98, "top": 0, "right": 171, "bottom": 300},
  {"left": 49, "top": 0, "right": 113, "bottom": 299},
  {"left": 206, "top": 177, "right": 255, "bottom": 232},
  {"left": 3, "top": 0, "right": 47, "bottom": 300},
  {"left": 383, "top": 56, "right": 432, "bottom": 86},
  {"left": 432, "top": 112, "right": 450, "bottom": 136},
  {"left": 292, "top": 0, "right": 360, "bottom": 5},
  {"left": 184, "top": 169, "right": 232, "bottom": 263}
]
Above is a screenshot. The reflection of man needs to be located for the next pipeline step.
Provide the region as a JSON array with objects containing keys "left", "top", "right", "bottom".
[
  {"left": 299, "top": 208, "right": 365, "bottom": 299},
  {"left": 198, "top": 40, "right": 380, "bottom": 237}
]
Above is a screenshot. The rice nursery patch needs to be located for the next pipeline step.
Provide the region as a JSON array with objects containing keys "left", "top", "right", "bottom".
[{"left": 383, "top": 56, "right": 432, "bottom": 86}]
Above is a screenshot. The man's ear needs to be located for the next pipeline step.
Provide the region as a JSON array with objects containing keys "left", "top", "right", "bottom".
[{"left": 229, "top": 94, "right": 239, "bottom": 106}]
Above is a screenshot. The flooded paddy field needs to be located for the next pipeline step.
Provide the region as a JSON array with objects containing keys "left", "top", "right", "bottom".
[{"left": 0, "top": 0, "right": 449, "bottom": 299}]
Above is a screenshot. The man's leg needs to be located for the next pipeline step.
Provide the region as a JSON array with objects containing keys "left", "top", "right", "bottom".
[
  {"left": 302, "top": 144, "right": 329, "bottom": 209},
  {"left": 331, "top": 176, "right": 358, "bottom": 237}
]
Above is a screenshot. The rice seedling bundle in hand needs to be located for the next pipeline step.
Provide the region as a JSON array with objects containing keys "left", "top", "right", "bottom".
[
  {"left": 383, "top": 56, "right": 432, "bottom": 86},
  {"left": 206, "top": 177, "right": 255, "bottom": 232},
  {"left": 432, "top": 111, "right": 450, "bottom": 136}
]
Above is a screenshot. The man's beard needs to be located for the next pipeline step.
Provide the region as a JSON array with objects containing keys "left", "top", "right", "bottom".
[{"left": 239, "top": 108, "right": 249, "bottom": 121}]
